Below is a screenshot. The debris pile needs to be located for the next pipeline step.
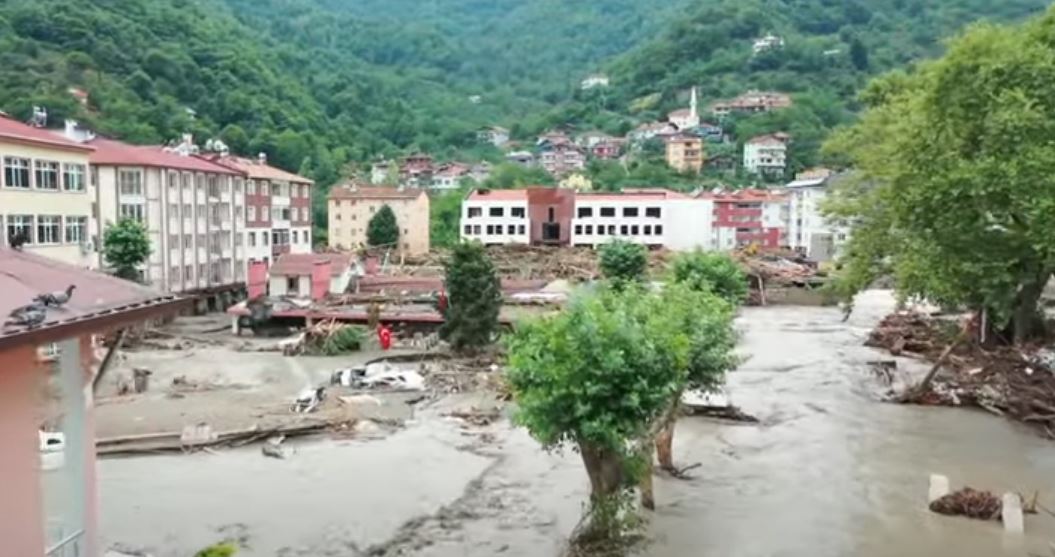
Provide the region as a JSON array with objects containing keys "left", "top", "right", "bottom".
[
  {"left": 400, "top": 245, "right": 672, "bottom": 281},
  {"left": 867, "top": 312, "right": 1055, "bottom": 438},
  {"left": 929, "top": 488, "right": 1002, "bottom": 520},
  {"left": 287, "top": 320, "right": 368, "bottom": 356}
]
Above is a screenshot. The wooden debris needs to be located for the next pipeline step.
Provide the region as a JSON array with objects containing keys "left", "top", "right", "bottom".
[
  {"left": 930, "top": 487, "right": 1003, "bottom": 520},
  {"left": 96, "top": 421, "right": 347, "bottom": 456}
]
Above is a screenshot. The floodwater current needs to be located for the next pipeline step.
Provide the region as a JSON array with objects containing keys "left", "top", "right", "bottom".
[{"left": 99, "top": 291, "right": 1055, "bottom": 557}]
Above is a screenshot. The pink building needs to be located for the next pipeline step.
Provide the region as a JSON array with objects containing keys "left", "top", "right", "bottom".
[
  {"left": 0, "top": 248, "right": 186, "bottom": 557},
  {"left": 700, "top": 189, "right": 789, "bottom": 250}
]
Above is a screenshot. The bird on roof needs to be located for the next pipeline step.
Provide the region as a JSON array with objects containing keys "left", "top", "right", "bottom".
[
  {"left": 35, "top": 285, "right": 76, "bottom": 308},
  {"left": 5, "top": 301, "right": 47, "bottom": 329}
]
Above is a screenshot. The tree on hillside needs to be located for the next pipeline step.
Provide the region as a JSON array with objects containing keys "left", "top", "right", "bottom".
[
  {"left": 825, "top": 10, "right": 1055, "bottom": 343},
  {"left": 102, "top": 219, "right": 151, "bottom": 282},
  {"left": 506, "top": 283, "right": 735, "bottom": 544},
  {"left": 849, "top": 37, "right": 870, "bottom": 71},
  {"left": 440, "top": 242, "right": 501, "bottom": 352},
  {"left": 599, "top": 240, "right": 648, "bottom": 285},
  {"left": 366, "top": 205, "right": 400, "bottom": 248},
  {"left": 430, "top": 187, "right": 469, "bottom": 248}
]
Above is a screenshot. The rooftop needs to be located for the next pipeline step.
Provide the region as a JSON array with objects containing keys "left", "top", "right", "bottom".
[
  {"left": 699, "top": 188, "right": 787, "bottom": 202},
  {"left": 577, "top": 188, "right": 691, "bottom": 201},
  {"left": 747, "top": 133, "right": 791, "bottom": 146},
  {"left": 328, "top": 184, "right": 426, "bottom": 200},
  {"left": 0, "top": 249, "right": 187, "bottom": 350},
  {"left": 203, "top": 154, "right": 313, "bottom": 184},
  {"left": 467, "top": 188, "right": 529, "bottom": 202},
  {"left": 271, "top": 253, "right": 354, "bottom": 278},
  {"left": 87, "top": 138, "right": 241, "bottom": 174},
  {"left": 0, "top": 115, "right": 94, "bottom": 152}
]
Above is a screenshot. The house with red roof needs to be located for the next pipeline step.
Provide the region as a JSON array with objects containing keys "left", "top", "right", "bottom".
[
  {"left": 0, "top": 114, "right": 95, "bottom": 269},
  {"left": 268, "top": 252, "right": 355, "bottom": 299}
]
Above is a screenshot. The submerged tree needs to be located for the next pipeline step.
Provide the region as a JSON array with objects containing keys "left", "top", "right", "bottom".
[
  {"left": 668, "top": 250, "right": 748, "bottom": 305},
  {"left": 102, "top": 218, "right": 151, "bottom": 282},
  {"left": 506, "top": 283, "right": 735, "bottom": 543},
  {"left": 366, "top": 204, "right": 400, "bottom": 248},
  {"left": 825, "top": 10, "right": 1055, "bottom": 344},
  {"left": 440, "top": 241, "right": 501, "bottom": 352}
]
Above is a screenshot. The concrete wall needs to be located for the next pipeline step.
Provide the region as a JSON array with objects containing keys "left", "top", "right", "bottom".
[
  {"left": 460, "top": 199, "right": 530, "bottom": 245},
  {"left": 328, "top": 193, "right": 430, "bottom": 255},
  {"left": 527, "top": 188, "right": 574, "bottom": 245},
  {"left": 0, "top": 139, "right": 94, "bottom": 268}
]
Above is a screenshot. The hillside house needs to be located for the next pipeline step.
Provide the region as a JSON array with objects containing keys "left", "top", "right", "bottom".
[
  {"left": 629, "top": 121, "right": 678, "bottom": 143},
  {"left": 539, "top": 144, "right": 586, "bottom": 177},
  {"left": 399, "top": 154, "right": 434, "bottom": 188},
  {"left": 477, "top": 126, "right": 509, "bottom": 147},
  {"left": 505, "top": 151, "right": 535, "bottom": 167},
  {"left": 743, "top": 133, "right": 790, "bottom": 177},
  {"left": 753, "top": 34, "right": 785, "bottom": 54},
  {"left": 432, "top": 163, "right": 471, "bottom": 190},
  {"left": 268, "top": 252, "right": 355, "bottom": 299},
  {"left": 667, "top": 87, "right": 701, "bottom": 131},
  {"left": 591, "top": 139, "right": 623, "bottom": 160},
  {"left": 711, "top": 91, "right": 793, "bottom": 117},
  {"left": 580, "top": 74, "right": 610, "bottom": 90},
  {"left": 370, "top": 160, "right": 395, "bottom": 185},
  {"left": 665, "top": 134, "right": 704, "bottom": 174}
]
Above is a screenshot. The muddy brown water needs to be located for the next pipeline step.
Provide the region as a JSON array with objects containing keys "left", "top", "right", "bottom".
[{"left": 99, "top": 291, "right": 1055, "bottom": 556}]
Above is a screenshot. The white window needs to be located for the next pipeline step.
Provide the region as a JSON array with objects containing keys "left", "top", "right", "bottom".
[
  {"left": 35, "top": 160, "right": 60, "bottom": 190},
  {"left": 248, "top": 206, "right": 257, "bottom": 221},
  {"left": 301, "top": 184, "right": 309, "bottom": 198},
  {"left": 234, "top": 178, "right": 244, "bottom": 195},
  {"left": 261, "top": 181, "right": 269, "bottom": 196},
  {"left": 37, "top": 215, "right": 61, "bottom": 244},
  {"left": 248, "top": 231, "right": 256, "bottom": 247},
  {"left": 118, "top": 169, "right": 143, "bottom": 196},
  {"left": 7, "top": 215, "right": 33, "bottom": 243},
  {"left": 247, "top": 180, "right": 256, "bottom": 195},
  {"left": 120, "top": 203, "right": 145, "bottom": 222},
  {"left": 292, "top": 231, "right": 299, "bottom": 243},
  {"left": 183, "top": 203, "right": 193, "bottom": 220},
  {"left": 167, "top": 171, "right": 179, "bottom": 192},
  {"left": 61, "top": 163, "right": 85, "bottom": 191},
  {"left": 64, "top": 216, "right": 87, "bottom": 244},
  {"left": 4, "top": 157, "right": 30, "bottom": 188},
  {"left": 262, "top": 233, "right": 269, "bottom": 246}
]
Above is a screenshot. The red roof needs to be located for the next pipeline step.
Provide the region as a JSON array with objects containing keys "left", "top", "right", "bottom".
[
  {"left": 87, "top": 138, "right": 241, "bottom": 174},
  {"left": 203, "top": 155, "right": 313, "bottom": 184},
  {"left": 0, "top": 115, "right": 93, "bottom": 152},
  {"left": 699, "top": 188, "right": 787, "bottom": 202},
  {"left": 747, "top": 133, "right": 790, "bottom": 146},
  {"left": 577, "top": 188, "right": 690, "bottom": 201},
  {"left": 328, "top": 184, "right": 426, "bottom": 200},
  {"left": 0, "top": 249, "right": 186, "bottom": 350},
  {"left": 467, "top": 189, "right": 529, "bottom": 201},
  {"left": 271, "top": 253, "right": 354, "bottom": 277}
]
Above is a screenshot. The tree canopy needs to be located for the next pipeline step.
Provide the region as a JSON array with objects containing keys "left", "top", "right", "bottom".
[
  {"left": 598, "top": 240, "right": 648, "bottom": 284},
  {"left": 825, "top": 6, "right": 1055, "bottom": 342},
  {"left": 102, "top": 218, "right": 151, "bottom": 281},
  {"left": 366, "top": 205, "right": 400, "bottom": 248},
  {"left": 440, "top": 242, "right": 502, "bottom": 352}
]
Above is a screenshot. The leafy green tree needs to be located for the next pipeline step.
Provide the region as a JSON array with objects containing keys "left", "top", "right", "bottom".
[
  {"left": 668, "top": 250, "right": 748, "bottom": 305},
  {"left": 598, "top": 240, "right": 648, "bottom": 284},
  {"left": 825, "top": 10, "right": 1055, "bottom": 343},
  {"left": 430, "top": 187, "right": 469, "bottom": 248},
  {"left": 849, "top": 37, "right": 870, "bottom": 71},
  {"left": 102, "top": 219, "right": 151, "bottom": 281},
  {"left": 440, "top": 242, "right": 501, "bottom": 352},
  {"left": 366, "top": 204, "right": 400, "bottom": 248},
  {"left": 506, "top": 283, "right": 735, "bottom": 539}
]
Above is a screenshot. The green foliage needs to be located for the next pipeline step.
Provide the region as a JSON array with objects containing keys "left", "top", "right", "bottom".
[
  {"left": 313, "top": 325, "right": 367, "bottom": 355},
  {"left": 598, "top": 240, "right": 648, "bottom": 284},
  {"left": 825, "top": 8, "right": 1055, "bottom": 340},
  {"left": 195, "top": 543, "right": 237, "bottom": 557},
  {"left": 506, "top": 282, "right": 736, "bottom": 456},
  {"left": 480, "top": 163, "right": 553, "bottom": 190},
  {"left": 366, "top": 205, "right": 400, "bottom": 248},
  {"left": 102, "top": 219, "right": 150, "bottom": 281},
  {"left": 668, "top": 251, "right": 748, "bottom": 305},
  {"left": 440, "top": 242, "right": 502, "bottom": 352},
  {"left": 430, "top": 188, "right": 469, "bottom": 248}
]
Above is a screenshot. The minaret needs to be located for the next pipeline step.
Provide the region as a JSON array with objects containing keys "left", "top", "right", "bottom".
[{"left": 690, "top": 87, "right": 698, "bottom": 123}]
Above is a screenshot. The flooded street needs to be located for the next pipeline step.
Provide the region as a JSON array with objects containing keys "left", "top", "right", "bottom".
[{"left": 99, "top": 291, "right": 1055, "bottom": 556}]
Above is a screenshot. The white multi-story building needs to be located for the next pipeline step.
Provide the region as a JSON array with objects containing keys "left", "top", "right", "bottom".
[
  {"left": 0, "top": 116, "right": 95, "bottom": 268},
  {"left": 570, "top": 189, "right": 714, "bottom": 251},
  {"left": 744, "top": 133, "right": 790, "bottom": 177},
  {"left": 83, "top": 135, "right": 246, "bottom": 294},
  {"left": 785, "top": 169, "right": 850, "bottom": 261},
  {"left": 460, "top": 189, "right": 530, "bottom": 245}
]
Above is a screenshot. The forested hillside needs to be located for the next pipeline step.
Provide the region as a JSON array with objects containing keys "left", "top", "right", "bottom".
[{"left": 0, "top": 0, "right": 1049, "bottom": 190}]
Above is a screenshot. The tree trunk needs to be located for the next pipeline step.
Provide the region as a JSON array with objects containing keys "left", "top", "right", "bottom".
[
  {"left": 1012, "top": 275, "right": 1047, "bottom": 345},
  {"left": 577, "top": 441, "right": 627, "bottom": 540},
  {"left": 655, "top": 420, "right": 676, "bottom": 472},
  {"left": 638, "top": 452, "right": 655, "bottom": 511}
]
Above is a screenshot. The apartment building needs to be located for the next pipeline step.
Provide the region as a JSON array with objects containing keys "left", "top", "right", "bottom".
[
  {"left": 785, "top": 168, "right": 850, "bottom": 261},
  {"left": 743, "top": 133, "right": 790, "bottom": 177},
  {"left": 665, "top": 134, "right": 704, "bottom": 173},
  {"left": 204, "top": 154, "right": 313, "bottom": 265},
  {"left": 460, "top": 189, "right": 531, "bottom": 245},
  {"left": 570, "top": 189, "right": 714, "bottom": 251},
  {"left": 0, "top": 115, "right": 95, "bottom": 267},
  {"left": 539, "top": 144, "right": 586, "bottom": 177},
  {"left": 85, "top": 136, "right": 246, "bottom": 294},
  {"left": 701, "top": 189, "right": 788, "bottom": 250},
  {"left": 327, "top": 184, "right": 430, "bottom": 255}
]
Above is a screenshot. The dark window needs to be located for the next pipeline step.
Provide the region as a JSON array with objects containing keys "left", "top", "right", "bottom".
[
  {"left": 511, "top": 207, "right": 525, "bottom": 218},
  {"left": 578, "top": 207, "right": 593, "bottom": 218},
  {"left": 468, "top": 207, "right": 482, "bottom": 218},
  {"left": 585, "top": 225, "right": 593, "bottom": 235},
  {"left": 623, "top": 207, "right": 639, "bottom": 217},
  {"left": 644, "top": 225, "right": 652, "bottom": 236},
  {"left": 620, "top": 225, "right": 628, "bottom": 235},
  {"left": 507, "top": 225, "right": 516, "bottom": 234},
  {"left": 518, "top": 225, "right": 525, "bottom": 234},
  {"left": 548, "top": 207, "right": 555, "bottom": 221},
  {"left": 486, "top": 225, "right": 495, "bottom": 234},
  {"left": 473, "top": 225, "right": 481, "bottom": 234},
  {"left": 645, "top": 207, "right": 661, "bottom": 218},
  {"left": 655, "top": 225, "right": 664, "bottom": 235},
  {"left": 600, "top": 207, "right": 615, "bottom": 217},
  {"left": 597, "top": 226, "right": 606, "bottom": 236},
  {"left": 575, "top": 225, "right": 583, "bottom": 235},
  {"left": 608, "top": 225, "right": 616, "bottom": 235},
  {"left": 631, "top": 225, "right": 639, "bottom": 235},
  {"left": 489, "top": 207, "right": 504, "bottom": 217},
  {"left": 464, "top": 225, "right": 472, "bottom": 235}
]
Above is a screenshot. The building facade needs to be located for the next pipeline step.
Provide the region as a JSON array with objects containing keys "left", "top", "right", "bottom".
[
  {"left": 711, "top": 91, "right": 793, "bottom": 117},
  {"left": 204, "top": 154, "right": 313, "bottom": 266},
  {"left": 570, "top": 189, "right": 714, "bottom": 251},
  {"left": 328, "top": 185, "right": 430, "bottom": 255},
  {"left": 539, "top": 144, "right": 586, "bottom": 177},
  {"left": 0, "top": 116, "right": 95, "bottom": 268},
  {"left": 667, "top": 87, "right": 700, "bottom": 130},
  {"left": 665, "top": 135, "right": 704, "bottom": 173},
  {"left": 85, "top": 136, "right": 246, "bottom": 294},
  {"left": 460, "top": 189, "right": 530, "bottom": 245},
  {"left": 477, "top": 126, "right": 510, "bottom": 147},
  {"left": 702, "top": 189, "right": 788, "bottom": 250},
  {"left": 785, "top": 169, "right": 850, "bottom": 261},
  {"left": 743, "top": 133, "right": 790, "bottom": 177}
]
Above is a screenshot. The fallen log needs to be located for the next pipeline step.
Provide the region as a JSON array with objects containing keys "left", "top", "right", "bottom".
[{"left": 96, "top": 421, "right": 341, "bottom": 456}]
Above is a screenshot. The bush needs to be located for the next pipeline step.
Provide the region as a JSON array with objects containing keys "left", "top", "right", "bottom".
[
  {"left": 668, "top": 250, "right": 748, "bottom": 304},
  {"left": 598, "top": 240, "right": 647, "bottom": 284}
]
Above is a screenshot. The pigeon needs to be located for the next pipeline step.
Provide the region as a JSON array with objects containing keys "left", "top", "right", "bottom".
[
  {"left": 35, "top": 285, "right": 76, "bottom": 308},
  {"left": 5, "top": 301, "right": 47, "bottom": 329}
]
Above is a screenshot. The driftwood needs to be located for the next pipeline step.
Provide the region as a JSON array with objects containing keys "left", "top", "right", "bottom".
[{"left": 96, "top": 421, "right": 341, "bottom": 456}]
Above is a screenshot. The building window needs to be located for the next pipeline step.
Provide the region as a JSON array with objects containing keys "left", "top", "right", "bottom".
[
  {"left": 261, "top": 181, "right": 269, "bottom": 196},
  {"left": 118, "top": 169, "right": 143, "bottom": 196},
  {"left": 577, "top": 207, "right": 593, "bottom": 218},
  {"left": 185, "top": 265, "right": 193, "bottom": 280},
  {"left": 463, "top": 225, "right": 472, "bottom": 235},
  {"left": 199, "top": 264, "right": 207, "bottom": 281},
  {"left": 548, "top": 207, "right": 555, "bottom": 221},
  {"left": 7, "top": 215, "right": 33, "bottom": 243},
  {"left": 507, "top": 225, "right": 515, "bottom": 234},
  {"left": 489, "top": 207, "right": 504, "bottom": 217},
  {"left": 600, "top": 207, "right": 615, "bottom": 217},
  {"left": 620, "top": 225, "right": 628, "bottom": 236},
  {"left": 37, "top": 215, "right": 61, "bottom": 244},
  {"left": 34, "top": 161, "right": 60, "bottom": 190},
  {"left": 473, "top": 225, "right": 482, "bottom": 235},
  {"left": 585, "top": 225, "right": 593, "bottom": 235},
  {"left": 516, "top": 225, "right": 524, "bottom": 235},
  {"left": 575, "top": 225, "right": 582, "bottom": 235},
  {"left": 208, "top": 175, "right": 220, "bottom": 198},
  {"left": 248, "top": 232, "right": 256, "bottom": 247},
  {"left": 64, "top": 216, "right": 87, "bottom": 244},
  {"left": 645, "top": 207, "right": 661, "bottom": 218},
  {"left": 248, "top": 206, "right": 257, "bottom": 221},
  {"left": 4, "top": 157, "right": 30, "bottom": 188},
  {"left": 655, "top": 225, "right": 664, "bottom": 235},
  {"left": 485, "top": 225, "right": 495, "bottom": 235},
  {"left": 170, "top": 266, "right": 180, "bottom": 284},
  {"left": 262, "top": 233, "right": 270, "bottom": 246},
  {"left": 183, "top": 203, "right": 193, "bottom": 220},
  {"left": 120, "top": 203, "right": 144, "bottom": 222},
  {"left": 623, "top": 207, "right": 639, "bottom": 217},
  {"left": 183, "top": 234, "right": 192, "bottom": 249},
  {"left": 292, "top": 231, "right": 299, "bottom": 243},
  {"left": 644, "top": 225, "right": 652, "bottom": 236},
  {"left": 608, "top": 225, "right": 616, "bottom": 235},
  {"left": 247, "top": 180, "right": 256, "bottom": 195},
  {"left": 597, "top": 226, "right": 606, "bottom": 236},
  {"left": 63, "top": 163, "right": 86, "bottom": 192},
  {"left": 631, "top": 225, "right": 639, "bottom": 235},
  {"left": 468, "top": 207, "right": 482, "bottom": 218}
]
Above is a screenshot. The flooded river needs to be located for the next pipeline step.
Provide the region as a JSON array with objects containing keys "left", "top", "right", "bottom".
[{"left": 99, "top": 291, "right": 1055, "bottom": 556}]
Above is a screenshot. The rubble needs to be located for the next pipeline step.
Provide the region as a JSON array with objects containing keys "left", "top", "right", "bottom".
[{"left": 930, "top": 487, "right": 1003, "bottom": 520}]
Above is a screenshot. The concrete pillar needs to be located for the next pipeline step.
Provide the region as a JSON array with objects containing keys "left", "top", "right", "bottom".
[
  {"left": 1002, "top": 493, "right": 1024, "bottom": 534},
  {"left": 0, "top": 344, "right": 46, "bottom": 557}
]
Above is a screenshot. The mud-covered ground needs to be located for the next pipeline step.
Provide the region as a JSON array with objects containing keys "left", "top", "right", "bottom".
[{"left": 100, "top": 292, "right": 1055, "bottom": 557}]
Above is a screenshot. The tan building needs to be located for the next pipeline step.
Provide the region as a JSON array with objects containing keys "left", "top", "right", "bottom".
[
  {"left": 0, "top": 115, "right": 95, "bottom": 267},
  {"left": 665, "top": 134, "right": 704, "bottom": 174},
  {"left": 328, "top": 185, "right": 430, "bottom": 255}
]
